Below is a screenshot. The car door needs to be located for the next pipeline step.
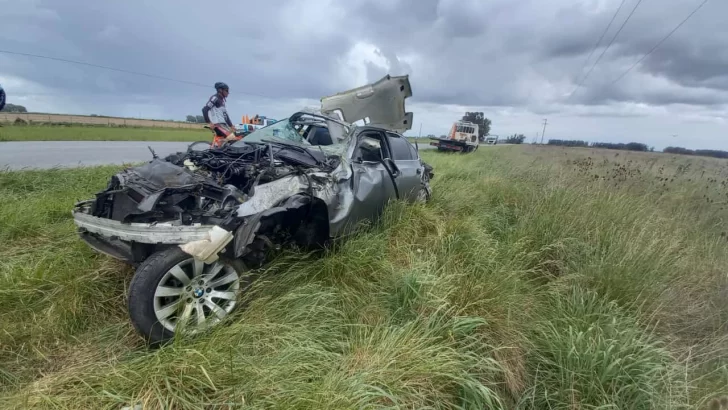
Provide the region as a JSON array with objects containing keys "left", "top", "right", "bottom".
[
  {"left": 384, "top": 132, "right": 422, "bottom": 201},
  {"left": 334, "top": 130, "right": 399, "bottom": 236}
]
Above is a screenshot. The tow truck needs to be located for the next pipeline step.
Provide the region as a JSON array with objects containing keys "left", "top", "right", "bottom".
[{"left": 429, "top": 120, "right": 479, "bottom": 153}]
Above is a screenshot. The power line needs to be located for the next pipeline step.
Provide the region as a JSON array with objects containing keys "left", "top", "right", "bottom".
[
  {"left": 0, "top": 49, "right": 270, "bottom": 99},
  {"left": 566, "top": 0, "right": 645, "bottom": 100},
  {"left": 0, "top": 49, "right": 208, "bottom": 88},
  {"left": 608, "top": 0, "right": 709, "bottom": 86},
  {"left": 570, "top": 0, "right": 628, "bottom": 92}
]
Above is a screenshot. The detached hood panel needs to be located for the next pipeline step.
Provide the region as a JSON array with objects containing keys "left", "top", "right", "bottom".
[{"left": 320, "top": 75, "right": 413, "bottom": 133}]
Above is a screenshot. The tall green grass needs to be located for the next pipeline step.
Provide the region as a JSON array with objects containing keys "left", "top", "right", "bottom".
[{"left": 0, "top": 146, "right": 726, "bottom": 409}]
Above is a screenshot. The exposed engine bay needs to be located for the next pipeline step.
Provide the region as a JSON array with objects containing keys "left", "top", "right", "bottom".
[{"left": 86, "top": 140, "right": 340, "bottom": 228}]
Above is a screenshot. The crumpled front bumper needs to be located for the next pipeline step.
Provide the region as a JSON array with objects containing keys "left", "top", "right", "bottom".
[
  {"left": 72, "top": 201, "right": 216, "bottom": 263},
  {"left": 72, "top": 171, "right": 337, "bottom": 264},
  {"left": 72, "top": 210, "right": 214, "bottom": 244}
]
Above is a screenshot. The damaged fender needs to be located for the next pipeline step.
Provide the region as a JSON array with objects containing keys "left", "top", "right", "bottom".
[
  {"left": 228, "top": 172, "right": 338, "bottom": 259},
  {"left": 177, "top": 176, "right": 322, "bottom": 263},
  {"left": 237, "top": 175, "right": 305, "bottom": 217},
  {"left": 148, "top": 164, "right": 342, "bottom": 265},
  {"left": 235, "top": 173, "right": 337, "bottom": 218}
]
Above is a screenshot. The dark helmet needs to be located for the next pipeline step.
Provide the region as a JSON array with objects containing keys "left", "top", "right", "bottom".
[{"left": 214, "top": 82, "right": 229, "bottom": 91}]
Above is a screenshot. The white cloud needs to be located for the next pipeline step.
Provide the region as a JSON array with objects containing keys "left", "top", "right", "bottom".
[{"left": 337, "top": 42, "right": 391, "bottom": 88}]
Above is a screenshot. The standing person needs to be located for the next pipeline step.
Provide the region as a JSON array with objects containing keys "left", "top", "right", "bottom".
[
  {"left": 0, "top": 83, "right": 6, "bottom": 111},
  {"left": 202, "top": 82, "right": 237, "bottom": 148}
]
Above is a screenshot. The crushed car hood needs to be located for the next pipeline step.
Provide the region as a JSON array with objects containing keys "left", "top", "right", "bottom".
[
  {"left": 86, "top": 141, "right": 342, "bottom": 225},
  {"left": 320, "top": 74, "right": 413, "bottom": 133}
]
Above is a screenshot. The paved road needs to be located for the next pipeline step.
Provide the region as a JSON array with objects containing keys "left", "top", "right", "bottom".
[
  {"left": 0, "top": 140, "right": 438, "bottom": 171},
  {"left": 0, "top": 141, "right": 195, "bottom": 171}
]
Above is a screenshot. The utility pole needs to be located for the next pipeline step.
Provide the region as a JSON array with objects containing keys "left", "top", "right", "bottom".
[
  {"left": 540, "top": 119, "right": 548, "bottom": 144},
  {"left": 418, "top": 123, "right": 422, "bottom": 138}
]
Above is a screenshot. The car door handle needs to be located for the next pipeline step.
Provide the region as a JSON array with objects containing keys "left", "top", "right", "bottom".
[{"left": 416, "top": 168, "right": 421, "bottom": 175}]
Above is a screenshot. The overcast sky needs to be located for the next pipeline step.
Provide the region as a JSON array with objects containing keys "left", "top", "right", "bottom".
[{"left": 1, "top": 0, "right": 726, "bottom": 150}]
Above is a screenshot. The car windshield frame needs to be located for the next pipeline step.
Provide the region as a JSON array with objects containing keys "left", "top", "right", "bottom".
[
  {"left": 232, "top": 113, "right": 353, "bottom": 156},
  {"left": 234, "top": 118, "right": 302, "bottom": 145}
]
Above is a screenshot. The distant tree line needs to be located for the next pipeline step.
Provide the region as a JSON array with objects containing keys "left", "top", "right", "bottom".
[
  {"left": 546, "top": 140, "right": 728, "bottom": 158},
  {"left": 504, "top": 134, "right": 526, "bottom": 144},
  {"left": 186, "top": 115, "right": 206, "bottom": 123},
  {"left": 591, "top": 142, "right": 651, "bottom": 152},
  {"left": 547, "top": 139, "right": 652, "bottom": 152},
  {"left": 547, "top": 139, "right": 589, "bottom": 147},
  {"left": 664, "top": 147, "right": 728, "bottom": 159},
  {"left": 1, "top": 103, "right": 28, "bottom": 113}
]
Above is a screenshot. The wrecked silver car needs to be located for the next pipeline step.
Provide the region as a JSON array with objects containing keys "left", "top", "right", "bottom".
[{"left": 71, "top": 75, "right": 434, "bottom": 345}]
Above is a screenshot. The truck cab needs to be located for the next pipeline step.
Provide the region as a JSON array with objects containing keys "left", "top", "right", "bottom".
[{"left": 429, "top": 120, "right": 480, "bottom": 153}]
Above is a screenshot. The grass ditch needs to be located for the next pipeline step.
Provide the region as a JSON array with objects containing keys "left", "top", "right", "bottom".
[{"left": 0, "top": 146, "right": 726, "bottom": 408}]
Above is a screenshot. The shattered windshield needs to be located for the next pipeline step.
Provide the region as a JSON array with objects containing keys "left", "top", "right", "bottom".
[
  {"left": 234, "top": 116, "right": 350, "bottom": 156},
  {"left": 237, "top": 119, "right": 303, "bottom": 145}
]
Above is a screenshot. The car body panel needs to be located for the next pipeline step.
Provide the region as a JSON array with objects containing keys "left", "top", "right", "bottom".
[{"left": 320, "top": 75, "right": 413, "bottom": 133}]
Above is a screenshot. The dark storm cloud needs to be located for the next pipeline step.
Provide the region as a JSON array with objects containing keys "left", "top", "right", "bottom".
[
  {"left": 1, "top": 0, "right": 353, "bottom": 100},
  {"left": 532, "top": 0, "right": 728, "bottom": 103},
  {"left": 636, "top": 41, "right": 728, "bottom": 90},
  {"left": 577, "top": 79, "right": 728, "bottom": 107},
  {"left": 2, "top": 0, "right": 728, "bottom": 119}
]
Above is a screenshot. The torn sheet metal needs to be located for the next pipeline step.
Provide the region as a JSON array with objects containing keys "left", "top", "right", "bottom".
[
  {"left": 179, "top": 226, "right": 234, "bottom": 263},
  {"left": 236, "top": 175, "right": 307, "bottom": 217},
  {"left": 235, "top": 172, "right": 338, "bottom": 217}
]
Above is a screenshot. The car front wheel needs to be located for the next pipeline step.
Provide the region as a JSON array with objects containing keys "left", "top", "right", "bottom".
[
  {"left": 415, "top": 183, "right": 432, "bottom": 203},
  {"left": 128, "top": 247, "right": 250, "bottom": 347}
]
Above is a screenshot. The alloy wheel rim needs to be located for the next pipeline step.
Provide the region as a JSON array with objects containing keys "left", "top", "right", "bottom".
[{"left": 153, "top": 258, "right": 241, "bottom": 334}]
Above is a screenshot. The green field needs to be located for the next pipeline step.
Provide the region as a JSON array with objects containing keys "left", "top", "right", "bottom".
[
  {"left": 0, "top": 125, "right": 209, "bottom": 142},
  {"left": 1, "top": 146, "right": 727, "bottom": 409}
]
